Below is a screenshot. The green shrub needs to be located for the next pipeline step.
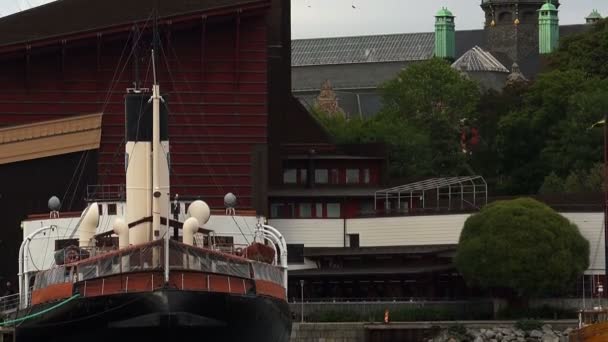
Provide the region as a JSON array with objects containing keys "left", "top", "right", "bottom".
[
  {"left": 447, "top": 324, "right": 468, "bottom": 336},
  {"left": 306, "top": 307, "right": 461, "bottom": 322},
  {"left": 515, "top": 319, "right": 543, "bottom": 331},
  {"left": 497, "top": 305, "right": 576, "bottom": 320},
  {"left": 307, "top": 309, "right": 363, "bottom": 322}
]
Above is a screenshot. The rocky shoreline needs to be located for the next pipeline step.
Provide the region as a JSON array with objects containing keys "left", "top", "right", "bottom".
[{"left": 429, "top": 324, "right": 573, "bottom": 342}]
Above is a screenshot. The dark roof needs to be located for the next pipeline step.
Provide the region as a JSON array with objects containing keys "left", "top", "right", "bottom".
[
  {"left": 0, "top": 0, "right": 263, "bottom": 47},
  {"left": 288, "top": 264, "right": 454, "bottom": 277},
  {"left": 304, "top": 245, "right": 457, "bottom": 257},
  {"left": 292, "top": 29, "right": 487, "bottom": 68},
  {"left": 291, "top": 25, "right": 587, "bottom": 86},
  {"left": 452, "top": 46, "right": 510, "bottom": 73},
  {"left": 292, "top": 32, "right": 435, "bottom": 66}
]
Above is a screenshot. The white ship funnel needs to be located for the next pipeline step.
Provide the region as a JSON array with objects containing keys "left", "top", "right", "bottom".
[
  {"left": 124, "top": 92, "right": 170, "bottom": 245},
  {"left": 79, "top": 203, "right": 99, "bottom": 247}
]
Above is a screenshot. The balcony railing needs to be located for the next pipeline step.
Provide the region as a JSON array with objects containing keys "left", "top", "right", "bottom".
[
  {"left": 86, "top": 184, "right": 125, "bottom": 202},
  {"left": 0, "top": 293, "right": 19, "bottom": 314}
]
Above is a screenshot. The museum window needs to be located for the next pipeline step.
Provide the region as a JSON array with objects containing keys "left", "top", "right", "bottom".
[
  {"left": 283, "top": 169, "right": 297, "bottom": 184},
  {"left": 299, "top": 203, "right": 312, "bottom": 218},
  {"left": 346, "top": 169, "right": 360, "bottom": 184},
  {"left": 327, "top": 203, "right": 341, "bottom": 218},
  {"left": 315, "top": 169, "right": 329, "bottom": 184}
]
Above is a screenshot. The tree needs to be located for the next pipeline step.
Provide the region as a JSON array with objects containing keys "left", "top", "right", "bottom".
[
  {"left": 538, "top": 172, "right": 564, "bottom": 195},
  {"left": 455, "top": 198, "right": 589, "bottom": 302},
  {"left": 381, "top": 58, "right": 480, "bottom": 127},
  {"left": 494, "top": 70, "right": 605, "bottom": 194},
  {"left": 538, "top": 164, "right": 605, "bottom": 195},
  {"left": 310, "top": 58, "right": 479, "bottom": 179},
  {"left": 549, "top": 19, "right": 608, "bottom": 78}
]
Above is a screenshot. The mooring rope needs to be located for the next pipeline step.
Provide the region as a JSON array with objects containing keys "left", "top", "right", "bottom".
[{"left": 0, "top": 294, "right": 80, "bottom": 327}]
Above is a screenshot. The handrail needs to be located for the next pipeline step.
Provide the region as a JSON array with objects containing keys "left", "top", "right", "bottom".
[
  {"left": 0, "top": 294, "right": 80, "bottom": 326},
  {"left": 0, "top": 293, "right": 20, "bottom": 314}
]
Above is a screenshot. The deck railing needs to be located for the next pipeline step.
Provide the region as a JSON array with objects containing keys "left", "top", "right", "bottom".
[
  {"left": 33, "top": 239, "right": 285, "bottom": 297},
  {"left": 0, "top": 293, "right": 19, "bottom": 314}
]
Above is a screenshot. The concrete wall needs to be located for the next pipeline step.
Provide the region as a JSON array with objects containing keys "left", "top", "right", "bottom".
[
  {"left": 346, "top": 215, "right": 470, "bottom": 247},
  {"left": 269, "top": 219, "right": 345, "bottom": 247},
  {"left": 275, "top": 212, "right": 605, "bottom": 275}
]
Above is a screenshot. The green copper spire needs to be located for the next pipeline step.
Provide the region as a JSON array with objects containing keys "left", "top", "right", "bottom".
[
  {"left": 539, "top": 1, "right": 559, "bottom": 54},
  {"left": 586, "top": 9, "right": 602, "bottom": 24},
  {"left": 435, "top": 7, "right": 456, "bottom": 59}
]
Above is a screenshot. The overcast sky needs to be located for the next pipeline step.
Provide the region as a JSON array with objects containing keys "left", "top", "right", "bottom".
[{"left": 1, "top": 0, "right": 607, "bottom": 39}]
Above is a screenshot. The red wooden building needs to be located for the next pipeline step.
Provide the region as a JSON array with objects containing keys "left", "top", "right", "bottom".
[{"left": 0, "top": 0, "right": 342, "bottom": 281}]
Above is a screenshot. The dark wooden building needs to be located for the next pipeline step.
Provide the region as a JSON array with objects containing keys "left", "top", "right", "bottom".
[{"left": 0, "top": 0, "right": 334, "bottom": 281}]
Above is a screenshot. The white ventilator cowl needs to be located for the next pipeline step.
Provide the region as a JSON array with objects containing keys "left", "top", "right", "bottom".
[
  {"left": 112, "top": 218, "right": 130, "bottom": 248},
  {"left": 79, "top": 203, "right": 100, "bottom": 247},
  {"left": 182, "top": 217, "right": 200, "bottom": 246},
  {"left": 188, "top": 200, "right": 211, "bottom": 225}
]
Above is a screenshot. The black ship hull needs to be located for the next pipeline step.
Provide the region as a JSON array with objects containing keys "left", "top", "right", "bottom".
[{"left": 13, "top": 289, "right": 291, "bottom": 342}]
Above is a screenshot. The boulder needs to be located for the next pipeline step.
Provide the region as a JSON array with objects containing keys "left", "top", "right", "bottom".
[
  {"left": 530, "top": 330, "right": 543, "bottom": 338},
  {"left": 541, "top": 334, "right": 559, "bottom": 342}
]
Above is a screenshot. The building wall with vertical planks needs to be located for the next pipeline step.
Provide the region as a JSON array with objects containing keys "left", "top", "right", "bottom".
[{"left": 0, "top": 9, "right": 269, "bottom": 209}]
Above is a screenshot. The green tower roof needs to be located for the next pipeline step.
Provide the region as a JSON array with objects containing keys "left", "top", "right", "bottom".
[
  {"left": 436, "top": 7, "right": 454, "bottom": 17},
  {"left": 540, "top": 2, "right": 557, "bottom": 11},
  {"left": 587, "top": 9, "right": 602, "bottom": 19}
]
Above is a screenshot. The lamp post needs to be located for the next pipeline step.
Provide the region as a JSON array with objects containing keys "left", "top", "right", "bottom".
[
  {"left": 300, "top": 279, "right": 305, "bottom": 323},
  {"left": 598, "top": 283, "right": 604, "bottom": 309},
  {"left": 604, "top": 114, "right": 608, "bottom": 290}
]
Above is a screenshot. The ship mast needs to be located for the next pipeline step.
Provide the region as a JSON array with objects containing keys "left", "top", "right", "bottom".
[{"left": 150, "top": 49, "right": 170, "bottom": 284}]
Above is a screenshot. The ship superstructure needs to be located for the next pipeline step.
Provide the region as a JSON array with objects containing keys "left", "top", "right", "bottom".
[{"left": 0, "top": 52, "right": 291, "bottom": 342}]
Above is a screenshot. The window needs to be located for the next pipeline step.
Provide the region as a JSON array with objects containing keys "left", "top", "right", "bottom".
[
  {"left": 283, "top": 169, "right": 297, "bottom": 184},
  {"left": 299, "top": 203, "right": 312, "bottom": 218},
  {"left": 315, "top": 169, "right": 328, "bottom": 184},
  {"left": 55, "top": 239, "right": 78, "bottom": 251},
  {"left": 287, "top": 244, "right": 305, "bottom": 264},
  {"left": 299, "top": 169, "right": 307, "bottom": 184},
  {"left": 271, "top": 203, "right": 295, "bottom": 218},
  {"left": 270, "top": 203, "right": 282, "bottom": 218},
  {"left": 327, "top": 203, "right": 341, "bottom": 218},
  {"left": 346, "top": 169, "right": 360, "bottom": 184},
  {"left": 107, "top": 203, "right": 117, "bottom": 215},
  {"left": 330, "top": 169, "right": 340, "bottom": 184},
  {"left": 363, "top": 169, "right": 370, "bottom": 184},
  {"left": 315, "top": 203, "right": 323, "bottom": 218},
  {"left": 349, "top": 234, "right": 360, "bottom": 248},
  {"left": 360, "top": 200, "right": 374, "bottom": 215}
]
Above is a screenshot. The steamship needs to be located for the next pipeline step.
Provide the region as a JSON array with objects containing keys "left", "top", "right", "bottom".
[{"left": 3, "top": 52, "right": 292, "bottom": 341}]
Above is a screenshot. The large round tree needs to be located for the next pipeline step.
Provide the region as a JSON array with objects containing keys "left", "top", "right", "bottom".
[{"left": 455, "top": 198, "right": 589, "bottom": 300}]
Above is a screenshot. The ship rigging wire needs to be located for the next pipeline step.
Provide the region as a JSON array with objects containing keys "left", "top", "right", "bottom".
[
  {"left": 163, "top": 27, "right": 250, "bottom": 197},
  {"left": 0, "top": 294, "right": 80, "bottom": 327},
  {"left": 231, "top": 215, "right": 250, "bottom": 245},
  {"left": 158, "top": 39, "right": 227, "bottom": 197},
  {"left": 96, "top": 11, "right": 155, "bottom": 188}
]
